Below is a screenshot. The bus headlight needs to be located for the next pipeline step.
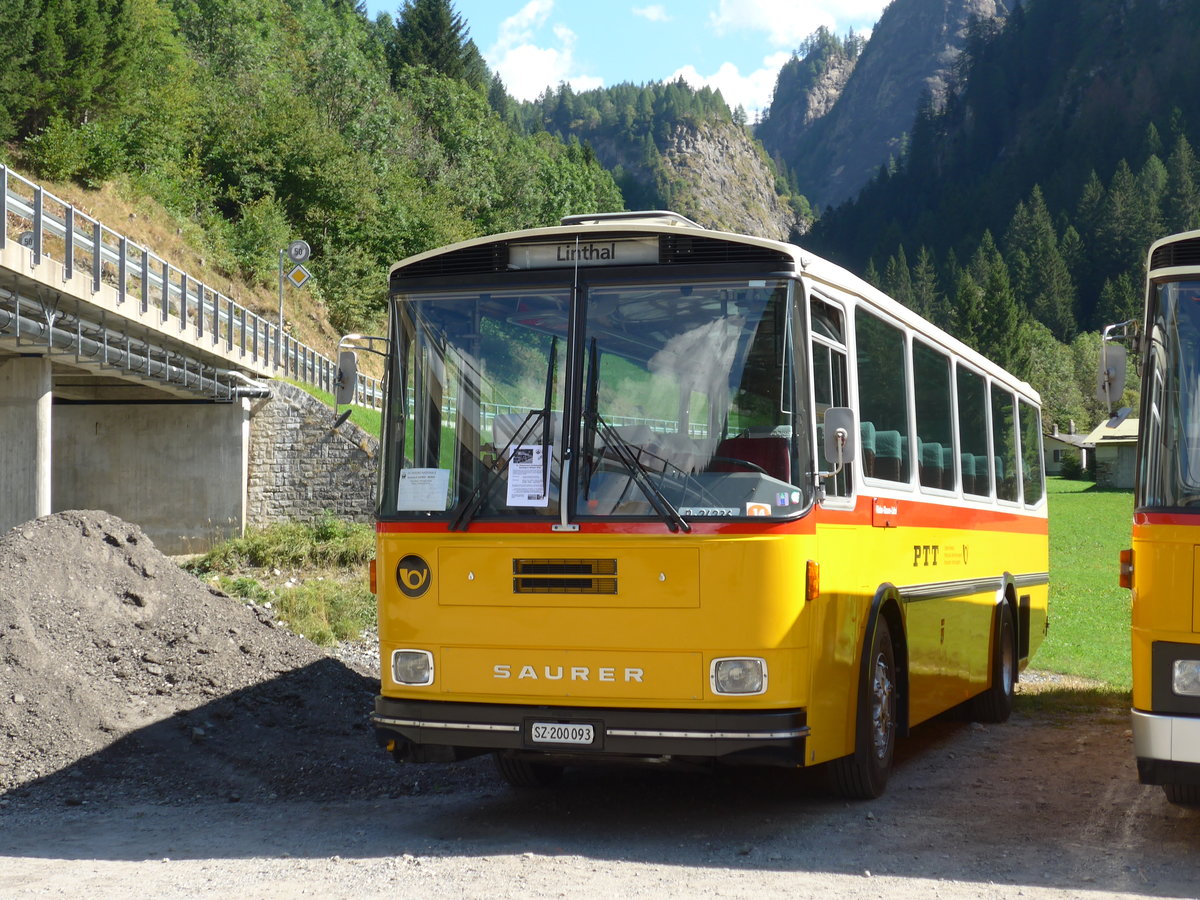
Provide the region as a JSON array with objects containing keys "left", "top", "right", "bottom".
[
  {"left": 392, "top": 649, "right": 434, "bottom": 686},
  {"left": 1172, "top": 660, "right": 1200, "bottom": 697},
  {"left": 711, "top": 657, "right": 767, "bottom": 695}
]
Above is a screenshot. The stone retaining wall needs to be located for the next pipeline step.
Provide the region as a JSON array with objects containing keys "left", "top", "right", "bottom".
[{"left": 246, "top": 381, "right": 378, "bottom": 526}]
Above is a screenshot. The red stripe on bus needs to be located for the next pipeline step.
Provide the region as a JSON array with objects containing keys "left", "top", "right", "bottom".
[
  {"left": 376, "top": 519, "right": 819, "bottom": 536},
  {"left": 813, "top": 496, "right": 1048, "bottom": 534},
  {"left": 1133, "top": 511, "right": 1200, "bottom": 528},
  {"left": 376, "top": 498, "right": 1045, "bottom": 536}
]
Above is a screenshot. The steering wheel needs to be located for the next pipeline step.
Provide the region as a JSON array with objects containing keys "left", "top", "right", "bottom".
[{"left": 708, "top": 455, "right": 769, "bottom": 475}]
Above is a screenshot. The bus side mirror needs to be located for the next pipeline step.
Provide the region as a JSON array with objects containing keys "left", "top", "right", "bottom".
[
  {"left": 335, "top": 349, "right": 358, "bottom": 406},
  {"left": 1096, "top": 339, "right": 1128, "bottom": 407},
  {"left": 823, "top": 407, "right": 858, "bottom": 466}
]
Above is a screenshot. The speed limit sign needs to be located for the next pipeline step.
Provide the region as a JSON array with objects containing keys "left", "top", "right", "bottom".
[{"left": 287, "top": 240, "right": 311, "bottom": 263}]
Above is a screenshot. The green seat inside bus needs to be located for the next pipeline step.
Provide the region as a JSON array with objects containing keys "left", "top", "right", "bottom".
[
  {"left": 919, "top": 440, "right": 944, "bottom": 489},
  {"left": 859, "top": 421, "right": 876, "bottom": 476},
  {"left": 874, "top": 430, "right": 903, "bottom": 481}
]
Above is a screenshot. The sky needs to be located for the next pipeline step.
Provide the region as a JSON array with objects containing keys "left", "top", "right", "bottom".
[{"left": 362, "top": 0, "right": 892, "bottom": 115}]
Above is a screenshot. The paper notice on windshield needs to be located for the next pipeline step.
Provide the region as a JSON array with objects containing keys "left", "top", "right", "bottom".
[
  {"left": 397, "top": 468, "right": 450, "bottom": 510},
  {"left": 506, "top": 445, "right": 550, "bottom": 507}
]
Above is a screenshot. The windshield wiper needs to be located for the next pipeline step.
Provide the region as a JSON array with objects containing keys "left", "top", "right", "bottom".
[
  {"left": 581, "top": 338, "right": 600, "bottom": 496},
  {"left": 540, "top": 336, "right": 557, "bottom": 497},
  {"left": 449, "top": 407, "right": 540, "bottom": 531},
  {"left": 450, "top": 337, "right": 558, "bottom": 531},
  {"left": 582, "top": 341, "right": 689, "bottom": 534}
]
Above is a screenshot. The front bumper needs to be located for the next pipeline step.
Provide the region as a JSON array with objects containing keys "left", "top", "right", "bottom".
[
  {"left": 1132, "top": 708, "right": 1200, "bottom": 785},
  {"left": 373, "top": 697, "right": 809, "bottom": 767}
]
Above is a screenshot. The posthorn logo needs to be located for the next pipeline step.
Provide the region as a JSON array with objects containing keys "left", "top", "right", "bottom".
[{"left": 396, "top": 555, "right": 431, "bottom": 598}]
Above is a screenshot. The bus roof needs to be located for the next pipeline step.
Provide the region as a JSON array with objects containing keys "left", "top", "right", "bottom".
[{"left": 389, "top": 212, "right": 1040, "bottom": 403}]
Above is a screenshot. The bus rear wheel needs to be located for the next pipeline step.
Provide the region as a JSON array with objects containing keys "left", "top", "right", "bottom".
[
  {"left": 829, "top": 616, "right": 897, "bottom": 799},
  {"left": 968, "top": 602, "right": 1016, "bottom": 724},
  {"left": 493, "top": 753, "right": 564, "bottom": 788}
]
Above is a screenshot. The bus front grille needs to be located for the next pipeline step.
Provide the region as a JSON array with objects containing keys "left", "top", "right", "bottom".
[
  {"left": 512, "top": 558, "right": 618, "bottom": 594},
  {"left": 1151, "top": 237, "right": 1200, "bottom": 270}
]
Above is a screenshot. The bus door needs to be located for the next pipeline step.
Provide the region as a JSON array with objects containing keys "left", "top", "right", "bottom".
[{"left": 806, "top": 292, "right": 865, "bottom": 762}]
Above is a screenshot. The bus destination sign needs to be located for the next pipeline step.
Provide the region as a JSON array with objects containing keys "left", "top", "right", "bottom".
[{"left": 509, "top": 237, "right": 658, "bottom": 270}]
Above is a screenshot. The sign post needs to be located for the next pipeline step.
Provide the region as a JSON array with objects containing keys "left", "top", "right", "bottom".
[{"left": 277, "top": 240, "right": 311, "bottom": 368}]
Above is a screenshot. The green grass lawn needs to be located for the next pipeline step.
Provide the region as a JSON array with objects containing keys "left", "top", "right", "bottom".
[{"left": 1037, "top": 477, "right": 1134, "bottom": 690}]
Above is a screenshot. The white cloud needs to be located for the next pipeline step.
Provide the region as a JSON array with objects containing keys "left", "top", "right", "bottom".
[
  {"left": 671, "top": 50, "right": 790, "bottom": 116},
  {"left": 709, "top": 0, "right": 886, "bottom": 48},
  {"left": 486, "top": 0, "right": 603, "bottom": 101},
  {"left": 633, "top": 4, "right": 670, "bottom": 22},
  {"left": 494, "top": 0, "right": 554, "bottom": 50}
]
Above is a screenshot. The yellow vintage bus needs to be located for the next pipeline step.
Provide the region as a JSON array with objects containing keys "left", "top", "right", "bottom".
[
  {"left": 347, "top": 211, "right": 1049, "bottom": 798},
  {"left": 1111, "top": 229, "right": 1200, "bottom": 805}
]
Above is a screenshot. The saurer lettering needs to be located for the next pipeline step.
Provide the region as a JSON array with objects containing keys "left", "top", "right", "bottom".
[{"left": 493, "top": 664, "right": 644, "bottom": 682}]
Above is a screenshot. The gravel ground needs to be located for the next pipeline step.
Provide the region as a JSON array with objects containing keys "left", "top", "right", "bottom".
[{"left": 2, "top": 511, "right": 1199, "bottom": 898}]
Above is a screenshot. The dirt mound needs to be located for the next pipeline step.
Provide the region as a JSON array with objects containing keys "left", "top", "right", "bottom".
[{"left": 0, "top": 510, "right": 454, "bottom": 805}]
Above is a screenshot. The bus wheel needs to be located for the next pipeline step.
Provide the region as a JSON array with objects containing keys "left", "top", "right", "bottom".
[
  {"left": 493, "top": 753, "right": 564, "bottom": 788},
  {"left": 1164, "top": 782, "right": 1200, "bottom": 805},
  {"left": 968, "top": 602, "right": 1016, "bottom": 724},
  {"left": 829, "top": 616, "right": 897, "bottom": 799}
]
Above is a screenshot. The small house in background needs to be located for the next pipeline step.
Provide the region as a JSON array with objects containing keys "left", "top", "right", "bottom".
[
  {"left": 1044, "top": 423, "right": 1091, "bottom": 476},
  {"left": 1083, "top": 417, "right": 1139, "bottom": 489}
]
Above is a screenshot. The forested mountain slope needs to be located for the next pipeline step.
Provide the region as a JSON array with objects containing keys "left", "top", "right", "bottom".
[
  {"left": 759, "top": 0, "right": 1010, "bottom": 211},
  {"left": 0, "top": 0, "right": 622, "bottom": 332},
  {"left": 515, "top": 81, "right": 805, "bottom": 240},
  {"left": 805, "top": 0, "right": 1200, "bottom": 432},
  {"left": 6, "top": 0, "right": 1195, "bottom": 437}
]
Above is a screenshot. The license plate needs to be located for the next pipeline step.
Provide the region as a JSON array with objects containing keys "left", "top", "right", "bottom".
[{"left": 530, "top": 722, "right": 595, "bottom": 745}]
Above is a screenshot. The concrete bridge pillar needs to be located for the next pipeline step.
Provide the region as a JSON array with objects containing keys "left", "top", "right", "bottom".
[
  {"left": 0, "top": 356, "right": 52, "bottom": 532},
  {"left": 52, "top": 399, "right": 251, "bottom": 555}
]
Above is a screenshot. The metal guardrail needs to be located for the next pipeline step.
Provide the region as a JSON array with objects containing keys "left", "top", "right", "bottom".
[{"left": 0, "top": 164, "right": 382, "bottom": 408}]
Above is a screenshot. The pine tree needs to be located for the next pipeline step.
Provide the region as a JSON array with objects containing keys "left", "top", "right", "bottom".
[
  {"left": 0, "top": 0, "right": 38, "bottom": 140},
  {"left": 1005, "top": 186, "right": 1076, "bottom": 341},
  {"left": 910, "top": 246, "right": 940, "bottom": 320},
  {"left": 1098, "top": 160, "right": 1142, "bottom": 274},
  {"left": 1165, "top": 133, "right": 1200, "bottom": 232},
  {"left": 1136, "top": 154, "right": 1168, "bottom": 252},
  {"left": 968, "top": 232, "right": 1024, "bottom": 369},
  {"left": 954, "top": 270, "right": 985, "bottom": 350},
  {"left": 487, "top": 73, "right": 515, "bottom": 124},
  {"left": 388, "top": 0, "right": 487, "bottom": 90},
  {"left": 883, "top": 245, "right": 914, "bottom": 310},
  {"left": 979, "top": 254, "right": 1024, "bottom": 371},
  {"left": 1096, "top": 272, "right": 1141, "bottom": 326},
  {"left": 864, "top": 258, "right": 882, "bottom": 288}
]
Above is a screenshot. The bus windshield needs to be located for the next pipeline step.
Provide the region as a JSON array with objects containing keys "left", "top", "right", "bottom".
[
  {"left": 1140, "top": 279, "right": 1200, "bottom": 507},
  {"left": 378, "top": 277, "right": 813, "bottom": 523}
]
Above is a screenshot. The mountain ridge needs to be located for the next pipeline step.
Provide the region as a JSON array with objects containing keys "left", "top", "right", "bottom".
[{"left": 759, "top": 0, "right": 1012, "bottom": 210}]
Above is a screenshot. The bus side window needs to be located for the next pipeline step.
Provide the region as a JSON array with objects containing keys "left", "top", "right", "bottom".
[
  {"left": 856, "top": 308, "right": 911, "bottom": 483},
  {"left": 914, "top": 340, "right": 954, "bottom": 491},
  {"left": 991, "top": 385, "right": 1020, "bottom": 502},
  {"left": 957, "top": 365, "right": 991, "bottom": 497},
  {"left": 811, "top": 298, "right": 850, "bottom": 496},
  {"left": 1018, "top": 398, "right": 1045, "bottom": 505}
]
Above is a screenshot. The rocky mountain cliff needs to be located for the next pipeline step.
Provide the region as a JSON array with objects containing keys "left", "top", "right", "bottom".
[
  {"left": 759, "top": 0, "right": 1012, "bottom": 210},
  {"left": 584, "top": 119, "right": 801, "bottom": 241},
  {"left": 656, "top": 121, "right": 800, "bottom": 240},
  {"left": 519, "top": 81, "right": 802, "bottom": 241}
]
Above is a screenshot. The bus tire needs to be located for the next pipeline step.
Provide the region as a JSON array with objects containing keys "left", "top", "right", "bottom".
[
  {"left": 493, "top": 753, "right": 564, "bottom": 788},
  {"left": 968, "top": 602, "right": 1016, "bottom": 724},
  {"left": 829, "top": 616, "right": 897, "bottom": 799},
  {"left": 1164, "top": 782, "right": 1200, "bottom": 805}
]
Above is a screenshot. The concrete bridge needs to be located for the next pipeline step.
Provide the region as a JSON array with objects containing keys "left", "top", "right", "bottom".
[{"left": 0, "top": 165, "right": 380, "bottom": 553}]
